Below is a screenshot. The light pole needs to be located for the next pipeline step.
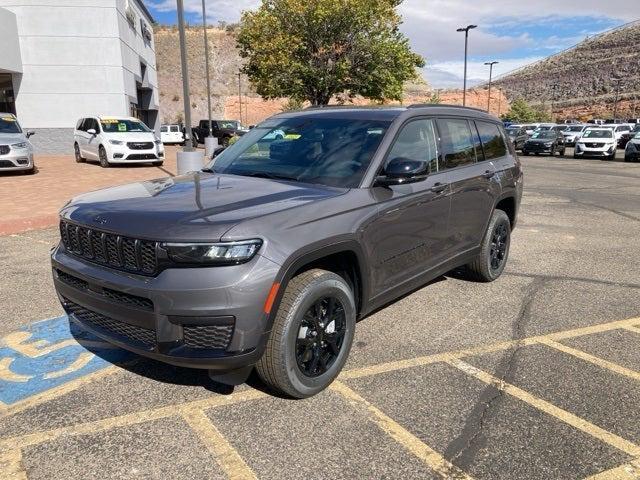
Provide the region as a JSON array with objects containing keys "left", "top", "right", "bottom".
[
  {"left": 457, "top": 24, "right": 477, "bottom": 106},
  {"left": 201, "top": 0, "right": 218, "bottom": 157},
  {"left": 551, "top": 83, "right": 558, "bottom": 120},
  {"left": 484, "top": 61, "right": 498, "bottom": 113},
  {"left": 613, "top": 77, "right": 622, "bottom": 120},
  {"left": 176, "top": 0, "right": 204, "bottom": 172},
  {"left": 237, "top": 72, "right": 243, "bottom": 125}
]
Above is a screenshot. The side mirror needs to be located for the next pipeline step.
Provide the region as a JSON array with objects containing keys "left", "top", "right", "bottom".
[
  {"left": 87, "top": 128, "right": 97, "bottom": 135},
  {"left": 26, "top": 131, "right": 35, "bottom": 138},
  {"left": 376, "top": 157, "right": 428, "bottom": 186}
]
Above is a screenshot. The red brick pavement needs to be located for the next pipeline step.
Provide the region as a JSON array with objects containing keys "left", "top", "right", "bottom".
[{"left": 0, "top": 146, "right": 201, "bottom": 236}]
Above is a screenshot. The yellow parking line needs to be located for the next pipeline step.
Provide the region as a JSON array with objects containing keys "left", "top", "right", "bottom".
[
  {"left": 585, "top": 458, "right": 640, "bottom": 479},
  {"left": 538, "top": 338, "right": 640, "bottom": 381},
  {"left": 0, "top": 365, "right": 123, "bottom": 421},
  {"left": 0, "top": 448, "right": 27, "bottom": 480},
  {"left": 341, "top": 316, "right": 640, "bottom": 380},
  {"left": 181, "top": 407, "right": 256, "bottom": 480},
  {"left": 448, "top": 359, "right": 640, "bottom": 457},
  {"left": 0, "top": 388, "right": 266, "bottom": 451},
  {"left": 623, "top": 326, "right": 640, "bottom": 335},
  {"left": 331, "top": 381, "right": 473, "bottom": 480}
]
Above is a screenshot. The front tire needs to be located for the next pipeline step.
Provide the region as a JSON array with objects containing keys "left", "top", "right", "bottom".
[
  {"left": 256, "top": 269, "right": 356, "bottom": 398},
  {"left": 99, "top": 146, "right": 110, "bottom": 168},
  {"left": 74, "top": 143, "right": 85, "bottom": 163},
  {"left": 464, "top": 209, "right": 511, "bottom": 282}
]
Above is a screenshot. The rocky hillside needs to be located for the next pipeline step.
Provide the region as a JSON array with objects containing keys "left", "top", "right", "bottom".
[
  {"left": 155, "top": 25, "right": 445, "bottom": 126},
  {"left": 493, "top": 21, "right": 640, "bottom": 119}
]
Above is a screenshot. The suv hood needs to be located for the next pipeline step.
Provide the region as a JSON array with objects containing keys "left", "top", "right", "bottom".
[
  {"left": 60, "top": 173, "right": 347, "bottom": 241},
  {"left": 0, "top": 133, "right": 28, "bottom": 145}
]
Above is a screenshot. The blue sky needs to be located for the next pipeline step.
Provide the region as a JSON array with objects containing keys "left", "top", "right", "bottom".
[{"left": 144, "top": 0, "right": 640, "bottom": 88}]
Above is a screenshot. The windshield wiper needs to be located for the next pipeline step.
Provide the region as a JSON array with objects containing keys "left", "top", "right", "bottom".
[{"left": 240, "top": 172, "right": 299, "bottom": 182}]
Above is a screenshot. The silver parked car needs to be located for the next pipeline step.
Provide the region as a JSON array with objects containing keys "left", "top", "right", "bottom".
[{"left": 0, "top": 113, "right": 35, "bottom": 174}]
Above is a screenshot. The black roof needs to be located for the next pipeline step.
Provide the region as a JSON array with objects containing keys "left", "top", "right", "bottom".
[{"left": 274, "top": 104, "right": 498, "bottom": 122}]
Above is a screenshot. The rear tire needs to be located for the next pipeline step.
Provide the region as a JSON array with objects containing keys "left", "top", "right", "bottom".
[
  {"left": 74, "top": 143, "right": 85, "bottom": 163},
  {"left": 464, "top": 209, "right": 511, "bottom": 282},
  {"left": 98, "top": 146, "right": 110, "bottom": 168},
  {"left": 256, "top": 269, "right": 356, "bottom": 398}
]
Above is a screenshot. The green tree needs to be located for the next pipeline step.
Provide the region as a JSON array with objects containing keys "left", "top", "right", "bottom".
[
  {"left": 237, "top": 0, "right": 425, "bottom": 106},
  {"left": 503, "top": 98, "right": 554, "bottom": 123},
  {"left": 427, "top": 90, "right": 441, "bottom": 104}
]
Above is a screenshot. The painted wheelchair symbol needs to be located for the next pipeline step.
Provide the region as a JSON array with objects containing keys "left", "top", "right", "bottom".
[{"left": 0, "top": 316, "right": 134, "bottom": 405}]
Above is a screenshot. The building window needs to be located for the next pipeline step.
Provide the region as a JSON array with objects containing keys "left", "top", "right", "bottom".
[{"left": 0, "top": 74, "right": 16, "bottom": 115}]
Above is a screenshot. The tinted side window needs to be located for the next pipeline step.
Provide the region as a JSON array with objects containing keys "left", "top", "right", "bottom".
[
  {"left": 476, "top": 121, "right": 507, "bottom": 160},
  {"left": 386, "top": 119, "right": 439, "bottom": 174},
  {"left": 160, "top": 126, "right": 168, "bottom": 132},
  {"left": 437, "top": 118, "right": 476, "bottom": 169}
]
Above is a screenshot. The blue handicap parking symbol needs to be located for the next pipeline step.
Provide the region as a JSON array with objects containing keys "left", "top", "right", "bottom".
[{"left": 0, "top": 315, "right": 135, "bottom": 405}]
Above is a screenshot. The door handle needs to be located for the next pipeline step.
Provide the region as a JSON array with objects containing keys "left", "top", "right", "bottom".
[
  {"left": 430, "top": 182, "right": 448, "bottom": 193},
  {"left": 482, "top": 170, "right": 496, "bottom": 179}
]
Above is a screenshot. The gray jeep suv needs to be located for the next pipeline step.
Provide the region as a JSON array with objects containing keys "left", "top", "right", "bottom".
[{"left": 51, "top": 105, "right": 523, "bottom": 398}]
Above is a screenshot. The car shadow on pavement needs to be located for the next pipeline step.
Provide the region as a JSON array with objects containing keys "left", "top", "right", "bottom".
[{"left": 69, "top": 324, "right": 236, "bottom": 395}]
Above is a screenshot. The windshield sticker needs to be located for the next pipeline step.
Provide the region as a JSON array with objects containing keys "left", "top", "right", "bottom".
[
  {"left": 101, "top": 119, "right": 119, "bottom": 124},
  {"left": 117, "top": 123, "right": 127, "bottom": 132}
]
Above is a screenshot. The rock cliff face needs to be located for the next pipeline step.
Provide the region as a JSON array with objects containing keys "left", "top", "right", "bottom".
[{"left": 493, "top": 21, "right": 640, "bottom": 119}]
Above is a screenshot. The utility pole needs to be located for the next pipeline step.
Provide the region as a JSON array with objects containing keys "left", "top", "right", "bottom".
[
  {"left": 237, "top": 72, "right": 243, "bottom": 125},
  {"left": 177, "top": 0, "right": 194, "bottom": 151},
  {"left": 551, "top": 83, "right": 559, "bottom": 120},
  {"left": 497, "top": 87, "right": 502, "bottom": 116},
  {"left": 613, "top": 77, "right": 622, "bottom": 120},
  {"left": 457, "top": 24, "right": 477, "bottom": 106},
  {"left": 202, "top": 0, "right": 212, "bottom": 139},
  {"left": 484, "top": 61, "right": 498, "bottom": 113}
]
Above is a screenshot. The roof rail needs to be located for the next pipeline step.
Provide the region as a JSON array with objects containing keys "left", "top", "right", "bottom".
[{"left": 407, "top": 103, "right": 489, "bottom": 113}]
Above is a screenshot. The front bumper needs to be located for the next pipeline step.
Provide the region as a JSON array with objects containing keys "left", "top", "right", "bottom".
[
  {"left": 574, "top": 144, "right": 616, "bottom": 157},
  {"left": 0, "top": 150, "right": 34, "bottom": 171},
  {"left": 106, "top": 144, "right": 164, "bottom": 163},
  {"left": 522, "top": 144, "right": 554, "bottom": 154},
  {"left": 51, "top": 244, "right": 281, "bottom": 371}
]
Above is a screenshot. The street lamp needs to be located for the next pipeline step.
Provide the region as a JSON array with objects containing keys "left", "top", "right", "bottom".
[
  {"left": 484, "top": 61, "right": 498, "bottom": 113},
  {"left": 612, "top": 77, "right": 623, "bottom": 120},
  {"left": 201, "top": 0, "right": 215, "bottom": 156},
  {"left": 457, "top": 24, "right": 477, "bottom": 106},
  {"left": 237, "top": 72, "right": 243, "bottom": 125},
  {"left": 176, "top": 0, "right": 204, "bottom": 173}
]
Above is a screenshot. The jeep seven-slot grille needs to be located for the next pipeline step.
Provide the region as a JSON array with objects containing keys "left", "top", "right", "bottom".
[
  {"left": 64, "top": 298, "right": 156, "bottom": 347},
  {"left": 60, "top": 220, "right": 158, "bottom": 275},
  {"left": 55, "top": 269, "right": 154, "bottom": 311},
  {"left": 183, "top": 325, "right": 234, "bottom": 350}
]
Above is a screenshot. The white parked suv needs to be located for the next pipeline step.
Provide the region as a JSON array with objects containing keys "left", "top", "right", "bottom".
[
  {"left": 160, "top": 124, "right": 184, "bottom": 144},
  {"left": 574, "top": 127, "right": 617, "bottom": 160},
  {"left": 0, "top": 113, "right": 35, "bottom": 174},
  {"left": 74, "top": 116, "right": 164, "bottom": 168}
]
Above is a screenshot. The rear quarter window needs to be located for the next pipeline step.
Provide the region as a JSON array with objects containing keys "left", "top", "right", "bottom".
[{"left": 476, "top": 121, "right": 508, "bottom": 160}]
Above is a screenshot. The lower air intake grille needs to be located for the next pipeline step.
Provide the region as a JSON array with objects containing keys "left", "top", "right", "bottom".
[
  {"left": 64, "top": 298, "right": 156, "bottom": 347},
  {"left": 183, "top": 325, "right": 233, "bottom": 350}
]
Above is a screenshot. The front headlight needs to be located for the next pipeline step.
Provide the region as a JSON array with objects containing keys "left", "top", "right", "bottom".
[
  {"left": 162, "top": 239, "right": 262, "bottom": 265},
  {"left": 109, "top": 139, "right": 124, "bottom": 145},
  {"left": 11, "top": 142, "right": 28, "bottom": 149}
]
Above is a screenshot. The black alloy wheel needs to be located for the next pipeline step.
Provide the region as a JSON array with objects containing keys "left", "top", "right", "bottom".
[
  {"left": 489, "top": 222, "right": 509, "bottom": 272},
  {"left": 296, "top": 297, "right": 346, "bottom": 377}
]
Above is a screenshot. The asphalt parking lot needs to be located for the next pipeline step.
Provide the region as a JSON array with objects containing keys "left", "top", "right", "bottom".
[{"left": 1, "top": 151, "right": 639, "bottom": 479}]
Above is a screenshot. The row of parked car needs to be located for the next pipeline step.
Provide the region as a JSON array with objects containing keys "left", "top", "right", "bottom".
[{"left": 505, "top": 122, "right": 640, "bottom": 161}]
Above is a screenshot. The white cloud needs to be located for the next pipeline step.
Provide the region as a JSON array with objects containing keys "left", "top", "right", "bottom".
[{"left": 147, "top": 0, "right": 640, "bottom": 87}]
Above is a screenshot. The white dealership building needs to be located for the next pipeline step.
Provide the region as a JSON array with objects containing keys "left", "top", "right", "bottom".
[{"left": 0, "top": 0, "right": 159, "bottom": 153}]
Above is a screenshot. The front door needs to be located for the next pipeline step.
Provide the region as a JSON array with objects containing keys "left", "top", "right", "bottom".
[
  {"left": 85, "top": 118, "right": 101, "bottom": 159},
  {"left": 366, "top": 118, "right": 452, "bottom": 298}
]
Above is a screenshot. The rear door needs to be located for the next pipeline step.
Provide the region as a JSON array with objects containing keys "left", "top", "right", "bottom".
[
  {"left": 437, "top": 118, "right": 500, "bottom": 254},
  {"left": 76, "top": 119, "right": 89, "bottom": 155},
  {"left": 367, "top": 118, "right": 452, "bottom": 296}
]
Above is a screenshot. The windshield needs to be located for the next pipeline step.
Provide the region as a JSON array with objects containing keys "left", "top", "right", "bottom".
[
  {"left": 217, "top": 120, "right": 239, "bottom": 129},
  {"left": 206, "top": 117, "right": 390, "bottom": 188},
  {"left": 537, "top": 126, "right": 552, "bottom": 131},
  {"left": 552, "top": 126, "right": 567, "bottom": 131},
  {"left": 506, "top": 127, "right": 520, "bottom": 135},
  {"left": 100, "top": 119, "right": 151, "bottom": 133},
  {"left": 0, "top": 116, "right": 22, "bottom": 134},
  {"left": 582, "top": 129, "right": 613, "bottom": 139},
  {"left": 531, "top": 131, "right": 555, "bottom": 139},
  {"left": 566, "top": 126, "right": 584, "bottom": 132}
]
